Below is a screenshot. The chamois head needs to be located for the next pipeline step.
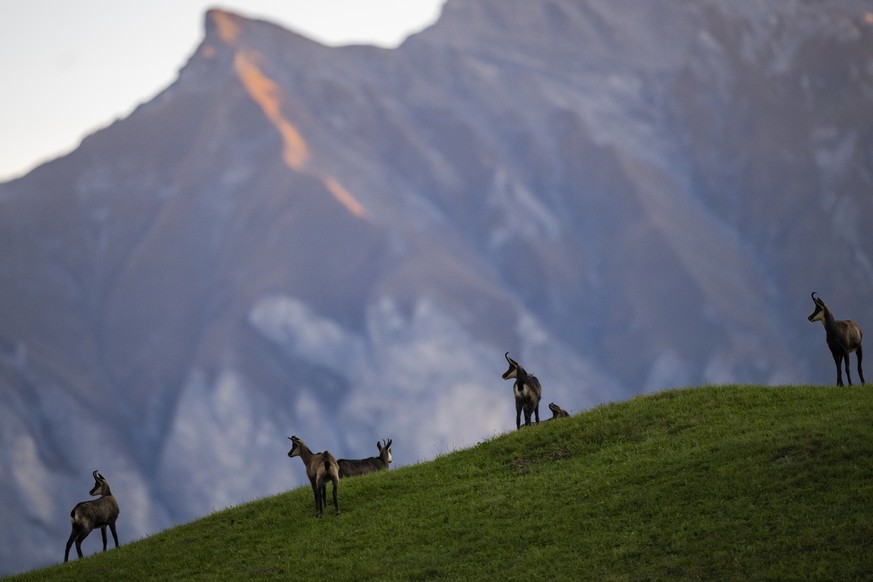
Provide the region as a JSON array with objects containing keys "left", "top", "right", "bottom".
[
  {"left": 287, "top": 436, "right": 304, "bottom": 459},
  {"left": 89, "top": 470, "right": 110, "bottom": 496},
  {"left": 378, "top": 439, "right": 393, "bottom": 464},
  {"left": 502, "top": 352, "right": 520, "bottom": 379},
  {"left": 808, "top": 292, "right": 827, "bottom": 322}
]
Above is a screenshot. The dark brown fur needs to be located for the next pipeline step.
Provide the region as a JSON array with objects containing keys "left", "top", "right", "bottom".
[
  {"left": 64, "top": 470, "right": 120, "bottom": 562},
  {"left": 502, "top": 352, "right": 543, "bottom": 429},
  {"left": 808, "top": 292, "right": 865, "bottom": 386},
  {"left": 548, "top": 402, "right": 569, "bottom": 419},
  {"left": 338, "top": 439, "right": 393, "bottom": 478},
  {"left": 288, "top": 436, "right": 340, "bottom": 517}
]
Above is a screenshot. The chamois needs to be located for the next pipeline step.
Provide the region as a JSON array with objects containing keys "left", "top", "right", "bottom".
[
  {"left": 548, "top": 402, "right": 569, "bottom": 419},
  {"left": 337, "top": 439, "right": 393, "bottom": 478},
  {"left": 808, "top": 292, "right": 865, "bottom": 386},
  {"left": 502, "top": 352, "right": 542, "bottom": 429},
  {"left": 64, "top": 470, "right": 120, "bottom": 562},
  {"left": 287, "top": 436, "right": 340, "bottom": 517},
  {"left": 314, "top": 451, "right": 340, "bottom": 516}
]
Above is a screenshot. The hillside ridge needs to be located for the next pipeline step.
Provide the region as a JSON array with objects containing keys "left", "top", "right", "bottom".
[{"left": 15, "top": 385, "right": 873, "bottom": 580}]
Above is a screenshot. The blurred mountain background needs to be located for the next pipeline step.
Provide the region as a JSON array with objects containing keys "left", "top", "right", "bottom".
[{"left": 2, "top": 0, "right": 872, "bottom": 574}]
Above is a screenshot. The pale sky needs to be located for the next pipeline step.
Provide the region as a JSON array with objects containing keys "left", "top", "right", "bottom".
[{"left": 0, "top": 1, "right": 446, "bottom": 182}]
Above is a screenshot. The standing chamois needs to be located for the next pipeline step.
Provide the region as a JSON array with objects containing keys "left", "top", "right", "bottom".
[
  {"left": 808, "top": 292, "right": 865, "bottom": 386},
  {"left": 287, "top": 436, "right": 340, "bottom": 517},
  {"left": 502, "top": 352, "right": 542, "bottom": 429},
  {"left": 64, "top": 470, "right": 120, "bottom": 562},
  {"left": 337, "top": 439, "right": 393, "bottom": 478}
]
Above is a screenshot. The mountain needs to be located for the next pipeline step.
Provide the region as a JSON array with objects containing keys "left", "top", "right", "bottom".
[{"left": 2, "top": 0, "right": 872, "bottom": 575}]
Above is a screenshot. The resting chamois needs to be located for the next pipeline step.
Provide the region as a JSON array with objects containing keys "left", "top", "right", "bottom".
[
  {"left": 287, "top": 436, "right": 340, "bottom": 517},
  {"left": 548, "top": 402, "right": 569, "bottom": 419},
  {"left": 337, "top": 439, "right": 392, "bottom": 478},
  {"left": 502, "top": 352, "right": 542, "bottom": 429},
  {"left": 808, "top": 292, "right": 865, "bottom": 386},
  {"left": 64, "top": 470, "right": 120, "bottom": 562}
]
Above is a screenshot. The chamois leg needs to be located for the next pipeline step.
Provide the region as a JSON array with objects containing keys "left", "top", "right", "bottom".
[
  {"left": 75, "top": 532, "right": 88, "bottom": 559},
  {"left": 109, "top": 523, "right": 119, "bottom": 548},
  {"left": 331, "top": 480, "right": 340, "bottom": 515},
  {"left": 857, "top": 345, "right": 865, "bottom": 385},
  {"left": 833, "top": 350, "right": 844, "bottom": 386},
  {"left": 845, "top": 353, "right": 853, "bottom": 386},
  {"left": 100, "top": 526, "right": 108, "bottom": 551},
  {"left": 533, "top": 403, "right": 540, "bottom": 425},
  {"left": 515, "top": 402, "right": 523, "bottom": 430},
  {"left": 316, "top": 478, "right": 329, "bottom": 518},
  {"left": 309, "top": 481, "right": 321, "bottom": 517},
  {"left": 64, "top": 529, "right": 79, "bottom": 562}
]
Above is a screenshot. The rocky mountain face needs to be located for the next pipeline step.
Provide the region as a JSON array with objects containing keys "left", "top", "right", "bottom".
[{"left": 2, "top": 0, "right": 872, "bottom": 574}]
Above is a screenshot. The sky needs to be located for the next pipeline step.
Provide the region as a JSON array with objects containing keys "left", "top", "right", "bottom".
[{"left": 0, "top": 1, "right": 446, "bottom": 182}]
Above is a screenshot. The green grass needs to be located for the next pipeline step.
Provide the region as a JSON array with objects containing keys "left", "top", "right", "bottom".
[{"left": 11, "top": 385, "right": 873, "bottom": 580}]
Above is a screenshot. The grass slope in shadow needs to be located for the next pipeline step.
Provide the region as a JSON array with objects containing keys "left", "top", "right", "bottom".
[{"left": 12, "top": 385, "right": 873, "bottom": 580}]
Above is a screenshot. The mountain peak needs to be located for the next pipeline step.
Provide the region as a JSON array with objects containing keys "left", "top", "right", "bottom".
[
  {"left": 206, "top": 9, "right": 244, "bottom": 45},
  {"left": 202, "top": 7, "right": 324, "bottom": 50},
  {"left": 196, "top": 9, "right": 368, "bottom": 217}
]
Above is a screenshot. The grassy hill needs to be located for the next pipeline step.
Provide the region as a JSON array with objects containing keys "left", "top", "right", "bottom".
[{"left": 11, "top": 385, "right": 873, "bottom": 580}]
